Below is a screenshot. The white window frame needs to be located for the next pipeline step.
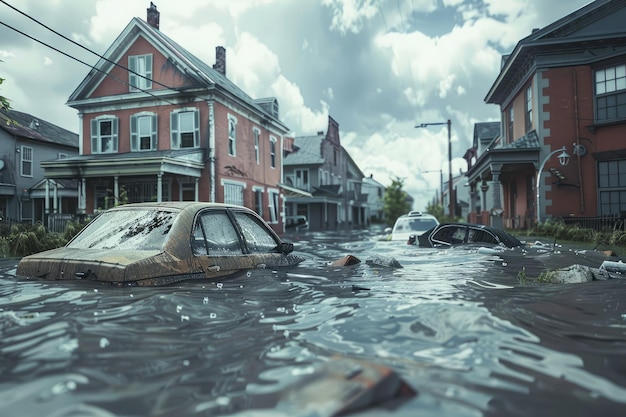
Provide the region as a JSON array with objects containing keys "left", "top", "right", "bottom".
[
  {"left": 525, "top": 85, "right": 533, "bottom": 129},
  {"left": 20, "top": 145, "right": 33, "bottom": 177},
  {"left": 131, "top": 112, "right": 158, "bottom": 151},
  {"left": 269, "top": 136, "right": 277, "bottom": 168},
  {"left": 253, "top": 128, "right": 260, "bottom": 164},
  {"left": 58, "top": 153, "right": 68, "bottom": 159},
  {"left": 129, "top": 53, "right": 153, "bottom": 91},
  {"left": 228, "top": 115, "right": 237, "bottom": 156},
  {"left": 253, "top": 186, "right": 264, "bottom": 217},
  {"left": 595, "top": 63, "right": 626, "bottom": 122},
  {"left": 221, "top": 179, "right": 246, "bottom": 206},
  {"left": 170, "top": 108, "right": 200, "bottom": 149},
  {"left": 268, "top": 188, "right": 279, "bottom": 223},
  {"left": 90, "top": 116, "right": 119, "bottom": 154},
  {"left": 294, "top": 168, "right": 309, "bottom": 190}
]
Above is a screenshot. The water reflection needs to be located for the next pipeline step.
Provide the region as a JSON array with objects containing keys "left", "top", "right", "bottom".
[{"left": 0, "top": 230, "right": 625, "bottom": 416}]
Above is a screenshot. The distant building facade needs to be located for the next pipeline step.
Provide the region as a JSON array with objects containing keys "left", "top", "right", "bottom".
[{"left": 0, "top": 109, "right": 78, "bottom": 224}]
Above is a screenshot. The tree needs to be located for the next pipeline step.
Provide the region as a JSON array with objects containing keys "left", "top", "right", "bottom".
[
  {"left": 383, "top": 176, "right": 411, "bottom": 226},
  {"left": 0, "top": 77, "right": 11, "bottom": 113}
]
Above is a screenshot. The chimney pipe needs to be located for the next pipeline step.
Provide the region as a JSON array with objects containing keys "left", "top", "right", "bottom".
[
  {"left": 147, "top": 2, "right": 160, "bottom": 29},
  {"left": 213, "top": 46, "right": 226, "bottom": 76}
]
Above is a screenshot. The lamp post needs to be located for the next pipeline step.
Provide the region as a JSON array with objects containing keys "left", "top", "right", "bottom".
[
  {"left": 536, "top": 146, "right": 570, "bottom": 224},
  {"left": 422, "top": 169, "right": 443, "bottom": 206},
  {"left": 416, "top": 119, "right": 453, "bottom": 217}
]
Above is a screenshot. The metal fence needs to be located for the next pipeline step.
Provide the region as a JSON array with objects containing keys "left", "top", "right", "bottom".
[{"left": 558, "top": 214, "right": 625, "bottom": 232}]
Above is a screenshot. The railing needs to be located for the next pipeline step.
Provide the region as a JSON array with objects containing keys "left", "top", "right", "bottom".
[
  {"left": 47, "top": 213, "right": 79, "bottom": 234},
  {"left": 558, "top": 214, "right": 625, "bottom": 232}
]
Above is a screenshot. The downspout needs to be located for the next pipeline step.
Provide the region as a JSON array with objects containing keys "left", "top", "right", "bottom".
[
  {"left": 208, "top": 101, "right": 216, "bottom": 203},
  {"left": 573, "top": 69, "right": 585, "bottom": 213}
]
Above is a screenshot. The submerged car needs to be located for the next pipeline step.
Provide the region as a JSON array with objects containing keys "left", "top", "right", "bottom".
[
  {"left": 389, "top": 211, "right": 439, "bottom": 241},
  {"left": 17, "top": 202, "right": 304, "bottom": 286},
  {"left": 285, "top": 215, "right": 309, "bottom": 231},
  {"left": 413, "top": 222, "right": 523, "bottom": 248}
]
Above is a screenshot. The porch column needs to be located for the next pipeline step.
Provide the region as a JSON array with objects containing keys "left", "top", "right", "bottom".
[
  {"left": 194, "top": 178, "right": 199, "bottom": 201},
  {"left": 157, "top": 174, "right": 163, "bottom": 202},
  {"left": 53, "top": 181, "right": 59, "bottom": 214},
  {"left": 468, "top": 183, "right": 477, "bottom": 217},
  {"left": 78, "top": 178, "right": 86, "bottom": 214},
  {"left": 114, "top": 176, "right": 119, "bottom": 205},
  {"left": 45, "top": 179, "right": 50, "bottom": 216},
  {"left": 490, "top": 166, "right": 504, "bottom": 230}
]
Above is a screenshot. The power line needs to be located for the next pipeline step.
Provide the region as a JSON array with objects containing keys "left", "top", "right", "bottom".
[{"left": 0, "top": 0, "right": 175, "bottom": 92}]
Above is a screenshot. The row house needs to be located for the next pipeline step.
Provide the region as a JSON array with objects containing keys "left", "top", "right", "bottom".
[
  {"left": 0, "top": 109, "right": 78, "bottom": 224},
  {"left": 40, "top": 4, "right": 292, "bottom": 234},
  {"left": 362, "top": 174, "right": 386, "bottom": 223},
  {"left": 465, "top": 0, "right": 626, "bottom": 229},
  {"left": 283, "top": 116, "right": 369, "bottom": 231}
]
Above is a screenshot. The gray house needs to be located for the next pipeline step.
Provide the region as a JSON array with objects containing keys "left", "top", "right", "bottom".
[
  {"left": 283, "top": 116, "right": 368, "bottom": 231},
  {"left": 0, "top": 109, "right": 79, "bottom": 225},
  {"left": 362, "top": 174, "right": 385, "bottom": 223}
]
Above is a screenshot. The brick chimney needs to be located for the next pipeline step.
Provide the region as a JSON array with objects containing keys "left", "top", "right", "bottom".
[
  {"left": 147, "top": 2, "right": 160, "bottom": 29},
  {"left": 213, "top": 46, "right": 226, "bottom": 76}
]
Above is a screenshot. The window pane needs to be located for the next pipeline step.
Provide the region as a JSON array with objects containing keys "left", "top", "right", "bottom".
[
  {"left": 596, "top": 70, "right": 605, "bottom": 83},
  {"left": 198, "top": 211, "right": 241, "bottom": 255},
  {"left": 234, "top": 212, "right": 278, "bottom": 253}
]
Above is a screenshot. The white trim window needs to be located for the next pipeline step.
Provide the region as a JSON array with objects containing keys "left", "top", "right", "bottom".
[
  {"left": 131, "top": 112, "right": 158, "bottom": 151},
  {"left": 253, "top": 128, "right": 260, "bottom": 164},
  {"left": 268, "top": 189, "right": 279, "bottom": 223},
  {"left": 21, "top": 145, "right": 33, "bottom": 177},
  {"left": 525, "top": 85, "right": 533, "bottom": 129},
  {"left": 253, "top": 186, "right": 264, "bottom": 217},
  {"left": 90, "top": 116, "right": 119, "bottom": 154},
  {"left": 269, "top": 136, "right": 277, "bottom": 168},
  {"left": 595, "top": 64, "right": 626, "bottom": 122},
  {"left": 129, "top": 54, "right": 153, "bottom": 91},
  {"left": 228, "top": 115, "right": 237, "bottom": 156},
  {"left": 294, "top": 168, "right": 309, "bottom": 190},
  {"left": 171, "top": 108, "right": 200, "bottom": 149},
  {"left": 221, "top": 179, "right": 246, "bottom": 206},
  {"left": 58, "top": 153, "right": 68, "bottom": 159}
]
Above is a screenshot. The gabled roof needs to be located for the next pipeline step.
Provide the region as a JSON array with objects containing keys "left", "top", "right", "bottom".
[
  {"left": 284, "top": 134, "right": 325, "bottom": 166},
  {"left": 486, "top": 0, "right": 626, "bottom": 104},
  {"left": 473, "top": 122, "right": 500, "bottom": 144},
  {"left": 0, "top": 109, "right": 78, "bottom": 148},
  {"left": 67, "top": 17, "right": 287, "bottom": 131}
]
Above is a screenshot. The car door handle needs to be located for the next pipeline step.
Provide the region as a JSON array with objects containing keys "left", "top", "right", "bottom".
[{"left": 206, "top": 265, "right": 221, "bottom": 272}]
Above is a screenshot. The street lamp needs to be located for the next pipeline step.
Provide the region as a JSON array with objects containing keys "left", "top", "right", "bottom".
[
  {"left": 536, "top": 146, "right": 571, "bottom": 224},
  {"left": 422, "top": 169, "right": 443, "bottom": 206},
  {"left": 416, "top": 119, "right": 453, "bottom": 217}
]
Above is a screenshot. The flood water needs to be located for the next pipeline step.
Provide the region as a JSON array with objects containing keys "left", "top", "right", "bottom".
[{"left": 1, "top": 228, "right": 625, "bottom": 417}]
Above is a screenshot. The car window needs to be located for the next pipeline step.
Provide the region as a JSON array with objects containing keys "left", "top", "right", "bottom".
[
  {"left": 467, "top": 228, "right": 498, "bottom": 245},
  {"left": 196, "top": 210, "right": 242, "bottom": 255},
  {"left": 409, "top": 218, "right": 438, "bottom": 232},
  {"left": 233, "top": 212, "right": 279, "bottom": 253},
  {"left": 431, "top": 225, "right": 466, "bottom": 245},
  {"left": 67, "top": 209, "right": 175, "bottom": 250}
]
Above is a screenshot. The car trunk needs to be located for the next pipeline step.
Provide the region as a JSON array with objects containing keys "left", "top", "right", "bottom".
[{"left": 16, "top": 248, "right": 162, "bottom": 283}]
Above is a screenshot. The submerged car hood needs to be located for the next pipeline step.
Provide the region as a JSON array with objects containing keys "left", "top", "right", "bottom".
[{"left": 17, "top": 248, "right": 166, "bottom": 283}]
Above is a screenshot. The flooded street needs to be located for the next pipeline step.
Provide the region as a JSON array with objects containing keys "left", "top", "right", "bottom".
[{"left": 1, "top": 229, "right": 625, "bottom": 416}]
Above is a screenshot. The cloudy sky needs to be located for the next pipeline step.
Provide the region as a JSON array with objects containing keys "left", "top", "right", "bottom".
[{"left": 0, "top": 0, "right": 591, "bottom": 210}]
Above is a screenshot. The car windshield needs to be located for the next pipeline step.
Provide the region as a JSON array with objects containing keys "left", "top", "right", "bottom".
[
  {"left": 394, "top": 217, "right": 438, "bottom": 233},
  {"left": 67, "top": 209, "right": 176, "bottom": 250}
]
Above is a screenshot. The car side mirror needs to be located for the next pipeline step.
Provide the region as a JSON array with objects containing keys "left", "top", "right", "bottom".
[{"left": 278, "top": 242, "right": 294, "bottom": 254}]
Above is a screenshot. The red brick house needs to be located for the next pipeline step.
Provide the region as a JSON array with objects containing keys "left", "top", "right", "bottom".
[
  {"left": 465, "top": 0, "right": 626, "bottom": 229},
  {"left": 41, "top": 4, "right": 291, "bottom": 233}
]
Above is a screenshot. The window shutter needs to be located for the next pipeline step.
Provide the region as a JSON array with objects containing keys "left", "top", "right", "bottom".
[
  {"left": 151, "top": 114, "right": 158, "bottom": 150},
  {"left": 129, "top": 56, "right": 137, "bottom": 90},
  {"left": 91, "top": 119, "right": 98, "bottom": 153},
  {"left": 112, "top": 117, "right": 119, "bottom": 152},
  {"left": 145, "top": 54, "right": 153, "bottom": 89},
  {"left": 194, "top": 109, "right": 200, "bottom": 147},
  {"left": 130, "top": 115, "right": 138, "bottom": 151},
  {"left": 171, "top": 112, "right": 179, "bottom": 149}
]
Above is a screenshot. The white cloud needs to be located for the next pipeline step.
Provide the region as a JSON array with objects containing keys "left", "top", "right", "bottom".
[{"left": 321, "top": 0, "right": 379, "bottom": 35}]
